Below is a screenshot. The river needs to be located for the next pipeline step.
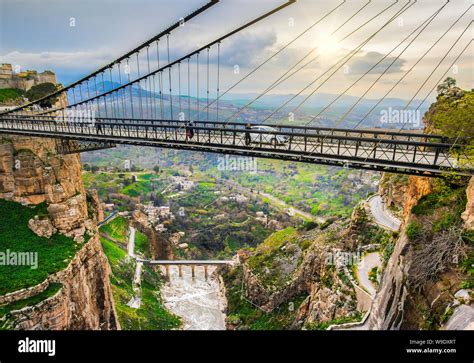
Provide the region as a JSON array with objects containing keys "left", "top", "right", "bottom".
[{"left": 159, "top": 265, "right": 227, "bottom": 330}]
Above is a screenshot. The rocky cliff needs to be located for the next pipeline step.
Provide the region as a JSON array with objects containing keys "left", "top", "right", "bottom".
[
  {"left": 368, "top": 87, "right": 473, "bottom": 330},
  {"left": 4, "top": 235, "right": 118, "bottom": 330},
  {"left": 0, "top": 135, "right": 119, "bottom": 330},
  {"left": 221, "top": 223, "right": 366, "bottom": 329}
]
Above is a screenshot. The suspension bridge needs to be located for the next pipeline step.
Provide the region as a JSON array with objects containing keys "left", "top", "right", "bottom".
[{"left": 0, "top": 0, "right": 472, "bottom": 177}]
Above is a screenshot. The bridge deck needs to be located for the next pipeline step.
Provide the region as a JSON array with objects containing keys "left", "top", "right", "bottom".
[{"left": 0, "top": 116, "right": 470, "bottom": 177}]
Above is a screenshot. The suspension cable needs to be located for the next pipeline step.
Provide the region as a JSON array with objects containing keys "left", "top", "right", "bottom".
[
  {"left": 224, "top": 0, "right": 378, "bottom": 123},
  {"left": 2, "top": 0, "right": 220, "bottom": 116},
  {"left": 261, "top": 0, "right": 416, "bottom": 123},
  {"left": 201, "top": 0, "right": 348, "bottom": 116},
  {"left": 360, "top": 26, "right": 473, "bottom": 166},
  {"left": 309, "top": 0, "right": 449, "bottom": 128},
  {"left": 351, "top": 4, "right": 470, "bottom": 131}
]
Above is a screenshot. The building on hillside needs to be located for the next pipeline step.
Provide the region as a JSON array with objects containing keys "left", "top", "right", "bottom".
[{"left": 0, "top": 63, "right": 57, "bottom": 91}]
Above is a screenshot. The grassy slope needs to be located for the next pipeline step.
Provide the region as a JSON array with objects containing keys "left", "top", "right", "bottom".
[
  {"left": 0, "top": 283, "right": 63, "bottom": 328},
  {"left": 100, "top": 224, "right": 180, "bottom": 329},
  {"left": 99, "top": 216, "right": 128, "bottom": 243},
  {"left": 0, "top": 199, "right": 81, "bottom": 295},
  {"left": 0, "top": 88, "right": 24, "bottom": 103}
]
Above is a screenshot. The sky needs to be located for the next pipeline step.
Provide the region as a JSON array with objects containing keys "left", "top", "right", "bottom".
[{"left": 0, "top": 0, "right": 472, "bottom": 102}]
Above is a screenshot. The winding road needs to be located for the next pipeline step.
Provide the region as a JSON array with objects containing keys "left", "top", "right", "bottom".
[
  {"left": 368, "top": 195, "right": 401, "bottom": 231},
  {"left": 356, "top": 252, "right": 381, "bottom": 297}
]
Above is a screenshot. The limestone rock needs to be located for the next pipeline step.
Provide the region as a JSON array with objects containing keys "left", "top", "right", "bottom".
[
  {"left": 86, "top": 189, "right": 104, "bottom": 223},
  {"left": 461, "top": 177, "right": 474, "bottom": 230},
  {"left": 28, "top": 216, "right": 56, "bottom": 238},
  {"left": 6, "top": 236, "right": 119, "bottom": 330}
]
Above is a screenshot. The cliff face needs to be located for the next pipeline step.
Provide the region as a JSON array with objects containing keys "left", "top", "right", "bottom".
[
  {"left": 0, "top": 136, "right": 87, "bottom": 240},
  {"left": 0, "top": 135, "right": 119, "bottom": 330},
  {"left": 368, "top": 176, "right": 433, "bottom": 329},
  {"left": 6, "top": 235, "right": 118, "bottom": 330},
  {"left": 223, "top": 225, "right": 360, "bottom": 329},
  {"left": 462, "top": 178, "right": 474, "bottom": 230},
  {"left": 368, "top": 89, "right": 473, "bottom": 329},
  {"left": 131, "top": 209, "right": 173, "bottom": 259}
]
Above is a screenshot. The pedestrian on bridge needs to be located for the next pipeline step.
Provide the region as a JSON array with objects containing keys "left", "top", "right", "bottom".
[
  {"left": 245, "top": 123, "right": 251, "bottom": 145},
  {"left": 186, "top": 120, "right": 194, "bottom": 140},
  {"left": 96, "top": 119, "right": 103, "bottom": 134}
]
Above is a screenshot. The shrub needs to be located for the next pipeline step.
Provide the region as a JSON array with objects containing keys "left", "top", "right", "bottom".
[
  {"left": 25, "top": 82, "right": 58, "bottom": 108},
  {"left": 406, "top": 221, "right": 423, "bottom": 241}
]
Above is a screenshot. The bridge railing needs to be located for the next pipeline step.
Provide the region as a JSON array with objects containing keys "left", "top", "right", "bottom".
[
  {"left": 0, "top": 114, "right": 451, "bottom": 142},
  {"left": 0, "top": 115, "right": 470, "bottom": 175}
]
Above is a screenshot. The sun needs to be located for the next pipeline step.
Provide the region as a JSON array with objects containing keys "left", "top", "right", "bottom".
[{"left": 316, "top": 34, "right": 343, "bottom": 55}]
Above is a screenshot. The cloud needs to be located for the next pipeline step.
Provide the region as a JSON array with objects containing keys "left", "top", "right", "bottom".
[
  {"left": 213, "top": 31, "right": 278, "bottom": 68},
  {"left": 0, "top": 49, "right": 112, "bottom": 74},
  {"left": 348, "top": 51, "right": 406, "bottom": 75}
]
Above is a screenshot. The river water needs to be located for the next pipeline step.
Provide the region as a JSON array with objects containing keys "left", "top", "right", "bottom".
[{"left": 159, "top": 265, "right": 226, "bottom": 330}]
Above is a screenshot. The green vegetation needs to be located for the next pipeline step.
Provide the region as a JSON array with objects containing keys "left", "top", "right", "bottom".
[
  {"left": 99, "top": 216, "right": 128, "bottom": 243},
  {"left": 412, "top": 179, "right": 467, "bottom": 218},
  {"left": 0, "top": 88, "right": 24, "bottom": 103},
  {"left": 0, "top": 283, "right": 62, "bottom": 321},
  {"left": 0, "top": 199, "right": 81, "bottom": 295},
  {"left": 352, "top": 205, "right": 393, "bottom": 246},
  {"left": 432, "top": 82, "right": 473, "bottom": 161},
  {"left": 368, "top": 266, "right": 379, "bottom": 287},
  {"left": 411, "top": 178, "right": 468, "bottom": 235},
  {"left": 222, "top": 265, "right": 307, "bottom": 330},
  {"left": 406, "top": 221, "right": 423, "bottom": 241},
  {"left": 100, "top": 237, "right": 181, "bottom": 330},
  {"left": 25, "top": 82, "right": 58, "bottom": 108},
  {"left": 246, "top": 227, "right": 312, "bottom": 287},
  {"left": 304, "top": 311, "right": 363, "bottom": 330},
  {"left": 134, "top": 230, "right": 150, "bottom": 258}
]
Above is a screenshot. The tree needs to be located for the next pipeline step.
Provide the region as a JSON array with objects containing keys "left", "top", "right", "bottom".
[
  {"left": 25, "top": 82, "right": 58, "bottom": 108},
  {"left": 431, "top": 88, "right": 473, "bottom": 164},
  {"left": 436, "top": 77, "right": 457, "bottom": 96}
]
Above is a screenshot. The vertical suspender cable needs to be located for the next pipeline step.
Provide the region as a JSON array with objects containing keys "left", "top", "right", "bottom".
[
  {"left": 136, "top": 53, "right": 143, "bottom": 118},
  {"left": 156, "top": 39, "right": 164, "bottom": 119},
  {"left": 146, "top": 47, "right": 152, "bottom": 118},
  {"left": 216, "top": 42, "right": 221, "bottom": 122},
  {"left": 197, "top": 53, "right": 200, "bottom": 120},
  {"left": 188, "top": 57, "right": 191, "bottom": 120},
  {"left": 207, "top": 47, "right": 210, "bottom": 121},
  {"left": 94, "top": 76, "right": 101, "bottom": 117},
  {"left": 101, "top": 72, "right": 108, "bottom": 118},
  {"left": 178, "top": 62, "right": 182, "bottom": 117},
  {"left": 167, "top": 34, "right": 173, "bottom": 119},
  {"left": 127, "top": 58, "right": 134, "bottom": 119}
]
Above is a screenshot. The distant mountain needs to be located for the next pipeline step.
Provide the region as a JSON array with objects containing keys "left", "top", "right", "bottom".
[
  {"left": 81, "top": 81, "right": 428, "bottom": 129},
  {"left": 221, "top": 92, "right": 431, "bottom": 111}
]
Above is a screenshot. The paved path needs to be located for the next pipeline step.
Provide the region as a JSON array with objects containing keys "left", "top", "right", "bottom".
[
  {"left": 356, "top": 252, "right": 381, "bottom": 297},
  {"left": 368, "top": 195, "right": 401, "bottom": 231},
  {"left": 127, "top": 226, "right": 136, "bottom": 257}
]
